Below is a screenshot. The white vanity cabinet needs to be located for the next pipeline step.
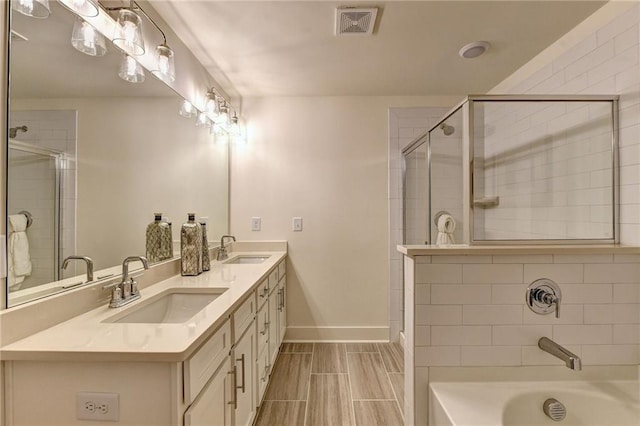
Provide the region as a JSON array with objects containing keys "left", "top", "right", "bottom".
[
  {"left": 231, "top": 296, "right": 257, "bottom": 426},
  {"left": 184, "top": 356, "right": 233, "bottom": 426}
]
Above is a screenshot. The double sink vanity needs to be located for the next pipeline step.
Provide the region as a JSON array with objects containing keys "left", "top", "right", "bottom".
[{"left": 1, "top": 241, "right": 288, "bottom": 426}]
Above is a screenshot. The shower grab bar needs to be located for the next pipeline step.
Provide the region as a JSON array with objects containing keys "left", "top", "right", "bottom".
[{"left": 18, "top": 210, "right": 33, "bottom": 228}]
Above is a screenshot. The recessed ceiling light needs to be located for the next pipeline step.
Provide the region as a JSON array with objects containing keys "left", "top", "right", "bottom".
[{"left": 458, "top": 41, "right": 490, "bottom": 59}]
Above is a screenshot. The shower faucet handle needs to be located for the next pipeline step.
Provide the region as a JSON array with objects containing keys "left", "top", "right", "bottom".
[{"left": 526, "top": 278, "right": 562, "bottom": 319}]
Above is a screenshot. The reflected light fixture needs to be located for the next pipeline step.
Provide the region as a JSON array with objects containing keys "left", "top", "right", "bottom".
[
  {"left": 229, "top": 114, "right": 241, "bottom": 137},
  {"left": 71, "top": 17, "right": 107, "bottom": 56},
  {"left": 118, "top": 54, "right": 145, "bottom": 83},
  {"left": 214, "top": 102, "right": 229, "bottom": 126},
  {"left": 151, "top": 43, "right": 175, "bottom": 83},
  {"left": 112, "top": 8, "right": 145, "bottom": 56},
  {"left": 12, "top": 0, "right": 51, "bottom": 18},
  {"left": 58, "top": 0, "right": 99, "bottom": 17},
  {"left": 179, "top": 100, "right": 195, "bottom": 118},
  {"left": 204, "top": 90, "right": 219, "bottom": 118},
  {"left": 196, "top": 111, "right": 212, "bottom": 128}
]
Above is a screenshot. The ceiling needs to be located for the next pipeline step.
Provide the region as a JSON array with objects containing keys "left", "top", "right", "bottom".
[{"left": 151, "top": 1, "right": 607, "bottom": 98}]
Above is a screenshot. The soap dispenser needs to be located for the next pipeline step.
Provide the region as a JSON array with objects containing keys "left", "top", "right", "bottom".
[
  {"left": 146, "top": 213, "right": 172, "bottom": 263},
  {"left": 200, "top": 216, "right": 210, "bottom": 271},
  {"left": 181, "top": 213, "right": 203, "bottom": 276}
]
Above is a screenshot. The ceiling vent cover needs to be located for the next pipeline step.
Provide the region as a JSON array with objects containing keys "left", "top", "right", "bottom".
[{"left": 336, "top": 7, "right": 378, "bottom": 36}]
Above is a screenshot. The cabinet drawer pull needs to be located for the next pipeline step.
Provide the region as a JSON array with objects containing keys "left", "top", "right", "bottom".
[
  {"left": 261, "top": 364, "right": 270, "bottom": 382},
  {"left": 227, "top": 367, "right": 238, "bottom": 409},
  {"left": 260, "top": 321, "right": 269, "bottom": 335},
  {"left": 236, "top": 353, "right": 246, "bottom": 393}
]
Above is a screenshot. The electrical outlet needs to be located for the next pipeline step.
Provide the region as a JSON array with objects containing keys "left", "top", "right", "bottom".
[
  {"left": 292, "top": 217, "right": 303, "bottom": 232},
  {"left": 76, "top": 392, "right": 119, "bottom": 422},
  {"left": 251, "top": 217, "right": 261, "bottom": 231}
]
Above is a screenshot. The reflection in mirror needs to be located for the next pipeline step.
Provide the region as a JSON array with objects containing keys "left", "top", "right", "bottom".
[{"left": 6, "top": 2, "right": 229, "bottom": 307}]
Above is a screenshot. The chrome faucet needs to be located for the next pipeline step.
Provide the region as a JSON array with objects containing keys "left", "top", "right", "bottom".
[
  {"left": 104, "top": 256, "right": 149, "bottom": 308},
  {"left": 62, "top": 255, "right": 94, "bottom": 282},
  {"left": 538, "top": 337, "right": 582, "bottom": 370},
  {"left": 217, "top": 235, "right": 236, "bottom": 261}
]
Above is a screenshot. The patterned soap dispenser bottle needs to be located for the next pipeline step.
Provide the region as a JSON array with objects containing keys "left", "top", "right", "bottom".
[
  {"left": 200, "top": 216, "right": 210, "bottom": 272},
  {"left": 181, "top": 213, "right": 203, "bottom": 276},
  {"left": 146, "top": 213, "right": 165, "bottom": 263}
]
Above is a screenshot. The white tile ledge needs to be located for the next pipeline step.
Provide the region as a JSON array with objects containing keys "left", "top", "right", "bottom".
[{"left": 398, "top": 244, "right": 640, "bottom": 256}]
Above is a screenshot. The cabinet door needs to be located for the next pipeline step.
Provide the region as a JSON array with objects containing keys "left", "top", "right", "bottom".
[
  {"left": 268, "top": 289, "right": 279, "bottom": 364},
  {"left": 277, "top": 277, "right": 287, "bottom": 347},
  {"left": 184, "top": 357, "right": 232, "bottom": 426},
  {"left": 234, "top": 320, "right": 256, "bottom": 426}
]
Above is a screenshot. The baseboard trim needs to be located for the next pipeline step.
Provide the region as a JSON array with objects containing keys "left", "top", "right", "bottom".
[{"left": 284, "top": 326, "right": 390, "bottom": 342}]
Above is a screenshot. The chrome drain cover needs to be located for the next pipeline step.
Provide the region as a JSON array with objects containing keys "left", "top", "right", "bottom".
[{"left": 543, "top": 398, "right": 566, "bottom": 421}]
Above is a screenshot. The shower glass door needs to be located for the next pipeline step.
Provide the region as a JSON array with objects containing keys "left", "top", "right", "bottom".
[
  {"left": 7, "top": 142, "right": 61, "bottom": 290},
  {"left": 403, "top": 136, "right": 429, "bottom": 245}
]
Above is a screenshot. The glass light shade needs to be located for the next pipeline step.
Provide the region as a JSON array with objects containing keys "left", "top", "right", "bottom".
[
  {"left": 151, "top": 44, "right": 175, "bottom": 83},
  {"left": 196, "top": 112, "right": 212, "bottom": 128},
  {"left": 214, "top": 105, "right": 229, "bottom": 125},
  {"left": 179, "top": 100, "right": 195, "bottom": 118},
  {"left": 229, "top": 116, "right": 241, "bottom": 137},
  {"left": 112, "top": 9, "right": 145, "bottom": 56},
  {"left": 205, "top": 92, "right": 218, "bottom": 117},
  {"left": 13, "top": 0, "right": 50, "bottom": 18},
  {"left": 212, "top": 124, "right": 229, "bottom": 144},
  {"left": 118, "top": 54, "right": 145, "bottom": 83},
  {"left": 71, "top": 17, "right": 107, "bottom": 57},
  {"left": 58, "top": 0, "right": 99, "bottom": 17}
]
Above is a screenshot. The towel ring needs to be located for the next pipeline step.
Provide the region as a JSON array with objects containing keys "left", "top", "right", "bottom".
[
  {"left": 18, "top": 210, "right": 33, "bottom": 228},
  {"left": 434, "top": 210, "right": 451, "bottom": 226}
]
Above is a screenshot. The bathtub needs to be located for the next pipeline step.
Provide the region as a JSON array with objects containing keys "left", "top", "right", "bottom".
[{"left": 429, "top": 380, "right": 640, "bottom": 426}]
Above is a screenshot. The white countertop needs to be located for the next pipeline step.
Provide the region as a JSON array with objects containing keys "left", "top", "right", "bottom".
[
  {"left": 398, "top": 244, "right": 640, "bottom": 256},
  {"left": 0, "top": 249, "right": 287, "bottom": 363}
]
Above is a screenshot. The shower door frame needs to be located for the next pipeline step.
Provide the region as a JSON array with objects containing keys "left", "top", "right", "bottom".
[{"left": 7, "top": 139, "right": 64, "bottom": 286}]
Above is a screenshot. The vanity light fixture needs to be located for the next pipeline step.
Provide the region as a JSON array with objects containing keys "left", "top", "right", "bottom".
[
  {"left": 152, "top": 43, "right": 175, "bottom": 83},
  {"left": 112, "top": 8, "right": 145, "bottom": 56},
  {"left": 118, "top": 54, "right": 145, "bottom": 83},
  {"left": 12, "top": 0, "right": 51, "bottom": 18},
  {"left": 58, "top": 0, "right": 99, "bottom": 17},
  {"left": 71, "top": 17, "right": 107, "bottom": 56},
  {"left": 179, "top": 100, "right": 195, "bottom": 118},
  {"left": 214, "top": 101, "right": 230, "bottom": 126},
  {"left": 204, "top": 90, "right": 219, "bottom": 118},
  {"left": 196, "top": 111, "right": 212, "bottom": 128}
]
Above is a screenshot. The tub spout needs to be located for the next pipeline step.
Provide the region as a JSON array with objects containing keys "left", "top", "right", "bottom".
[{"left": 538, "top": 337, "right": 582, "bottom": 370}]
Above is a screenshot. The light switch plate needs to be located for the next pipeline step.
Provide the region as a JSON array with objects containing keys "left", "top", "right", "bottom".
[
  {"left": 293, "top": 217, "right": 303, "bottom": 232},
  {"left": 251, "top": 217, "right": 261, "bottom": 231}
]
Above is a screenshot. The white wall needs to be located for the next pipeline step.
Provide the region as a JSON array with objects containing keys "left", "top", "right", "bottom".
[{"left": 233, "top": 96, "right": 455, "bottom": 341}]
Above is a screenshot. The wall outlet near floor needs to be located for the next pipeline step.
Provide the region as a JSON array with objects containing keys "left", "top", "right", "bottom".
[
  {"left": 292, "top": 217, "right": 303, "bottom": 232},
  {"left": 76, "top": 392, "right": 119, "bottom": 422},
  {"left": 251, "top": 217, "right": 261, "bottom": 231}
]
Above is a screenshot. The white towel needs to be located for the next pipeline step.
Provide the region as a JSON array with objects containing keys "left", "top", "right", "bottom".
[
  {"left": 8, "top": 214, "right": 32, "bottom": 289},
  {"left": 435, "top": 214, "right": 456, "bottom": 245}
]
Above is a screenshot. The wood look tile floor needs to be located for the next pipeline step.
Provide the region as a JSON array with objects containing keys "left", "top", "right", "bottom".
[{"left": 255, "top": 342, "right": 404, "bottom": 426}]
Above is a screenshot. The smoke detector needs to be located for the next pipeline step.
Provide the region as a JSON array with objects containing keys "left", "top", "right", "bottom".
[{"left": 336, "top": 7, "right": 378, "bottom": 36}]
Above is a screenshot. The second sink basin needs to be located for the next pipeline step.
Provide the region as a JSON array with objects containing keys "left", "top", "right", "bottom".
[
  {"left": 104, "top": 287, "right": 228, "bottom": 324},
  {"left": 224, "top": 255, "right": 271, "bottom": 264}
]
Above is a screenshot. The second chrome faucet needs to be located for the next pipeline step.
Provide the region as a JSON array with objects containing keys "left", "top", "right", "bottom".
[{"left": 104, "top": 256, "right": 149, "bottom": 308}]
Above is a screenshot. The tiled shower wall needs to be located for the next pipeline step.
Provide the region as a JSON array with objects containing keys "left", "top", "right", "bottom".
[
  {"left": 388, "top": 107, "right": 450, "bottom": 341},
  {"left": 490, "top": 3, "right": 640, "bottom": 245}
]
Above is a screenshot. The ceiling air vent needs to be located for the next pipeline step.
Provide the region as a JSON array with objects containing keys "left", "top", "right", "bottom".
[{"left": 336, "top": 7, "right": 378, "bottom": 36}]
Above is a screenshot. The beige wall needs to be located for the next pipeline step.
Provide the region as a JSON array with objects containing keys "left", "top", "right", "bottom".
[{"left": 232, "top": 96, "right": 456, "bottom": 341}]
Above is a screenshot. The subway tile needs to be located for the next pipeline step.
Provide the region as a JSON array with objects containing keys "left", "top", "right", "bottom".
[
  {"left": 553, "top": 325, "right": 613, "bottom": 345},
  {"left": 415, "top": 264, "right": 462, "bottom": 284},
  {"left": 614, "top": 24, "right": 639, "bottom": 54},
  {"left": 614, "top": 254, "right": 640, "bottom": 264},
  {"left": 432, "top": 255, "right": 491, "bottom": 264},
  {"left": 431, "top": 326, "right": 492, "bottom": 346},
  {"left": 561, "top": 284, "right": 612, "bottom": 304},
  {"left": 523, "top": 264, "right": 583, "bottom": 284},
  {"left": 460, "top": 346, "right": 521, "bottom": 367},
  {"left": 585, "top": 303, "right": 638, "bottom": 324},
  {"left": 552, "top": 34, "right": 597, "bottom": 72},
  {"left": 522, "top": 344, "right": 582, "bottom": 366},
  {"left": 613, "top": 283, "right": 640, "bottom": 303},
  {"left": 415, "top": 284, "right": 430, "bottom": 304},
  {"left": 584, "top": 263, "right": 640, "bottom": 283},
  {"left": 613, "top": 324, "right": 640, "bottom": 344},
  {"left": 553, "top": 254, "right": 612, "bottom": 264},
  {"left": 462, "top": 264, "right": 523, "bottom": 284},
  {"left": 596, "top": 6, "right": 640, "bottom": 45},
  {"left": 414, "top": 346, "right": 460, "bottom": 367},
  {"left": 565, "top": 41, "right": 614, "bottom": 81},
  {"left": 415, "top": 305, "right": 462, "bottom": 326},
  {"left": 491, "top": 284, "right": 527, "bottom": 305},
  {"left": 463, "top": 305, "right": 523, "bottom": 325},
  {"left": 492, "top": 325, "right": 553, "bottom": 346},
  {"left": 431, "top": 285, "right": 491, "bottom": 305},
  {"left": 492, "top": 255, "right": 552, "bottom": 264},
  {"left": 581, "top": 345, "right": 639, "bottom": 365},
  {"left": 415, "top": 326, "right": 431, "bottom": 347}
]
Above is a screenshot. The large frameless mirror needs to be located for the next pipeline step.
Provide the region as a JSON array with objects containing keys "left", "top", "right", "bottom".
[{"left": 6, "top": 2, "right": 229, "bottom": 307}]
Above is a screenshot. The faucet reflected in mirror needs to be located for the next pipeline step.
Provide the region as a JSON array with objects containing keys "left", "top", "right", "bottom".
[{"left": 61, "top": 256, "right": 94, "bottom": 283}]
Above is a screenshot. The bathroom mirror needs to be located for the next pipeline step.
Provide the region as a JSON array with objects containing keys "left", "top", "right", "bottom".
[{"left": 5, "top": 2, "right": 229, "bottom": 307}]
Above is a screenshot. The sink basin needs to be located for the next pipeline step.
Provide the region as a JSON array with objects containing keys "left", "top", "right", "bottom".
[
  {"left": 104, "top": 288, "right": 228, "bottom": 324},
  {"left": 224, "top": 255, "right": 271, "bottom": 265}
]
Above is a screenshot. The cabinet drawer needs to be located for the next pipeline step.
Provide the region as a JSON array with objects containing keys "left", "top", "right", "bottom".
[
  {"left": 268, "top": 269, "right": 278, "bottom": 295},
  {"left": 184, "top": 320, "right": 231, "bottom": 405},
  {"left": 233, "top": 294, "right": 256, "bottom": 340},
  {"left": 278, "top": 261, "right": 286, "bottom": 282},
  {"left": 256, "top": 302, "right": 269, "bottom": 355},
  {"left": 257, "top": 345, "right": 270, "bottom": 403},
  {"left": 257, "top": 278, "right": 269, "bottom": 307}
]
